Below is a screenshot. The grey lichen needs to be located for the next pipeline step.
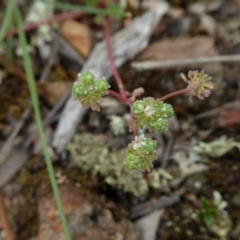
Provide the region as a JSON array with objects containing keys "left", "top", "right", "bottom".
[
  {"left": 193, "top": 135, "right": 240, "bottom": 157},
  {"left": 67, "top": 133, "right": 155, "bottom": 196}
]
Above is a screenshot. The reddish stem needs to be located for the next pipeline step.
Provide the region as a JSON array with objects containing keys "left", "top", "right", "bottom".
[
  {"left": 159, "top": 88, "right": 190, "bottom": 101},
  {"left": 105, "top": 17, "right": 127, "bottom": 100},
  {"left": 5, "top": 11, "right": 83, "bottom": 39},
  {"left": 108, "top": 89, "right": 131, "bottom": 104}
]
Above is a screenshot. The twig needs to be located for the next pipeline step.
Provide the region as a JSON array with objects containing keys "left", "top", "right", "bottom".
[
  {"left": 0, "top": 191, "right": 16, "bottom": 240},
  {"left": 105, "top": 17, "right": 127, "bottom": 100},
  {"left": 39, "top": 35, "right": 59, "bottom": 83},
  {"left": 161, "top": 136, "right": 174, "bottom": 169},
  {"left": 0, "top": 108, "right": 31, "bottom": 165},
  {"left": 130, "top": 188, "right": 185, "bottom": 219},
  {"left": 132, "top": 54, "right": 240, "bottom": 71},
  {"left": 5, "top": 11, "right": 83, "bottom": 39}
]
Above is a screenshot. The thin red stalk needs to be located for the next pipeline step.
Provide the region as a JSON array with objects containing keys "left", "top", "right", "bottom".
[
  {"left": 5, "top": 11, "right": 83, "bottom": 39},
  {"left": 159, "top": 88, "right": 190, "bottom": 101},
  {"left": 108, "top": 89, "right": 130, "bottom": 103},
  {"left": 0, "top": 191, "right": 15, "bottom": 240},
  {"left": 105, "top": 17, "right": 127, "bottom": 100}
]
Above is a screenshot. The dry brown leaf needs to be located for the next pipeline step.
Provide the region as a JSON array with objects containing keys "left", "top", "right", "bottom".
[
  {"left": 61, "top": 19, "right": 92, "bottom": 57},
  {"left": 135, "top": 36, "right": 218, "bottom": 61},
  {"left": 40, "top": 82, "right": 72, "bottom": 106}
]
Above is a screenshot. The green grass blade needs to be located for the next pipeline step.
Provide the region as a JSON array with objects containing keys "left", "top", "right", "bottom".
[
  {"left": 0, "top": 0, "right": 15, "bottom": 44},
  {"left": 15, "top": 8, "right": 72, "bottom": 240},
  {"left": 39, "top": 0, "right": 126, "bottom": 18}
]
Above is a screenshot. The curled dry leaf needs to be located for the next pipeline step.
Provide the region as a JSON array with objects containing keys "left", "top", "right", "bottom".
[{"left": 61, "top": 19, "right": 92, "bottom": 57}]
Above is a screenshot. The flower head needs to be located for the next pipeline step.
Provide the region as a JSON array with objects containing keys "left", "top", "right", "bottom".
[
  {"left": 181, "top": 70, "right": 214, "bottom": 101},
  {"left": 72, "top": 70, "right": 110, "bottom": 111},
  {"left": 131, "top": 97, "right": 174, "bottom": 132},
  {"left": 124, "top": 134, "right": 157, "bottom": 171}
]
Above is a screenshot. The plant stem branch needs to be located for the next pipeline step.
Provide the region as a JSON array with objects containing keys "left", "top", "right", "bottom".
[
  {"left": 105, "top": 17, "right": 127, "bottom": 100},
  {"left": 108, "top": 90, "right": 132, "bottom": 104},
  {"left": 159, "top": 88, "right": 190, "bottom": 101},
  {"left": 15, "top": 9, "right": 72, "bottom": 240}
]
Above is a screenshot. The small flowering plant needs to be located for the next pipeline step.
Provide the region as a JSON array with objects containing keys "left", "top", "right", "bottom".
[
  {"left": 72, "top": 26, "right": 214, "bottom": 171},
  {"left": 72, "top": 67, "right": 214, "bottom": 171},
  {"left": 72, "top": 71, "right": 110, "bottom": 111}
]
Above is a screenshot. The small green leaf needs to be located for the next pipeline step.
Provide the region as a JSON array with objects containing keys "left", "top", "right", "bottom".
[{"left": 203, "top": 214, "right": 214, "bottom": 225}]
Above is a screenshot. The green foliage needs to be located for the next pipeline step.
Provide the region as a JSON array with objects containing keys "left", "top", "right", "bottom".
[
  {"left": 197, "top": 197, "right": 218, "bottom": 225},
  {"left": 196, "top": 191, "right": 231, "bottom": 239},
  {"left": 197, "top": 191, "right": 228, "bottom": 226},
  {"left": 131, "top": 97, "right": 174, "bottom": 132},
  {"left": 40, "top": 0, "right": 126, "bottom": 19},
  {"left": 124, "top": 134, "right": 157, "bottom": 171},
  {"left": 0, "top": 0, "right": 15, "bottom": 44},
  {"left": 72, "top": 71, "right": 110, "bottom": 111}
]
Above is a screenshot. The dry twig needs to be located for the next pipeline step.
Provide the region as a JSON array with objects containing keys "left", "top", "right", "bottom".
[
  {"left": 0, "top": 108, "right": 31, "bottom": 165},
  {"left": 130, "top": 188, "right": 185, "bottom": 219},
  {"left": 132, "top": 54, "right": 240, "bottom": 71},
  {"left": 39, "top": 35, "right": 59, "bottom": 83}
]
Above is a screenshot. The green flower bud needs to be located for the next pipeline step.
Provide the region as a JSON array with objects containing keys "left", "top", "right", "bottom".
[
  {"left": 124, "top": 154, "right": 140, "bottom": 170},
  {"left": 142, "top": 138, "right": 157, "bottom": 153},
  {"left": 132, "top": 101, "right": 144, "bottom": 114},
  {"left": 72, "top": 83, "right": 85, "bottom": 98},
  {"left": 95, "top": 77, "right": 110, "bottom": 92},
  {"left": 154, "top": 118, "right": 168, "bottom": 132},
  {"left": 161, "top": 104, "right": 174, "bottom": 118},
  {"left": 80, "top": 71, "right": 95, "bottom": 86}
]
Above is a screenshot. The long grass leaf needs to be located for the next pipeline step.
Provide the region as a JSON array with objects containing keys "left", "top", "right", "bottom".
[
  {"left": 0, "top": 0, "right": 15, "bottom": 44},
  {"left": 15, "top": 8, "right": 72, "bottom": 240}
]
